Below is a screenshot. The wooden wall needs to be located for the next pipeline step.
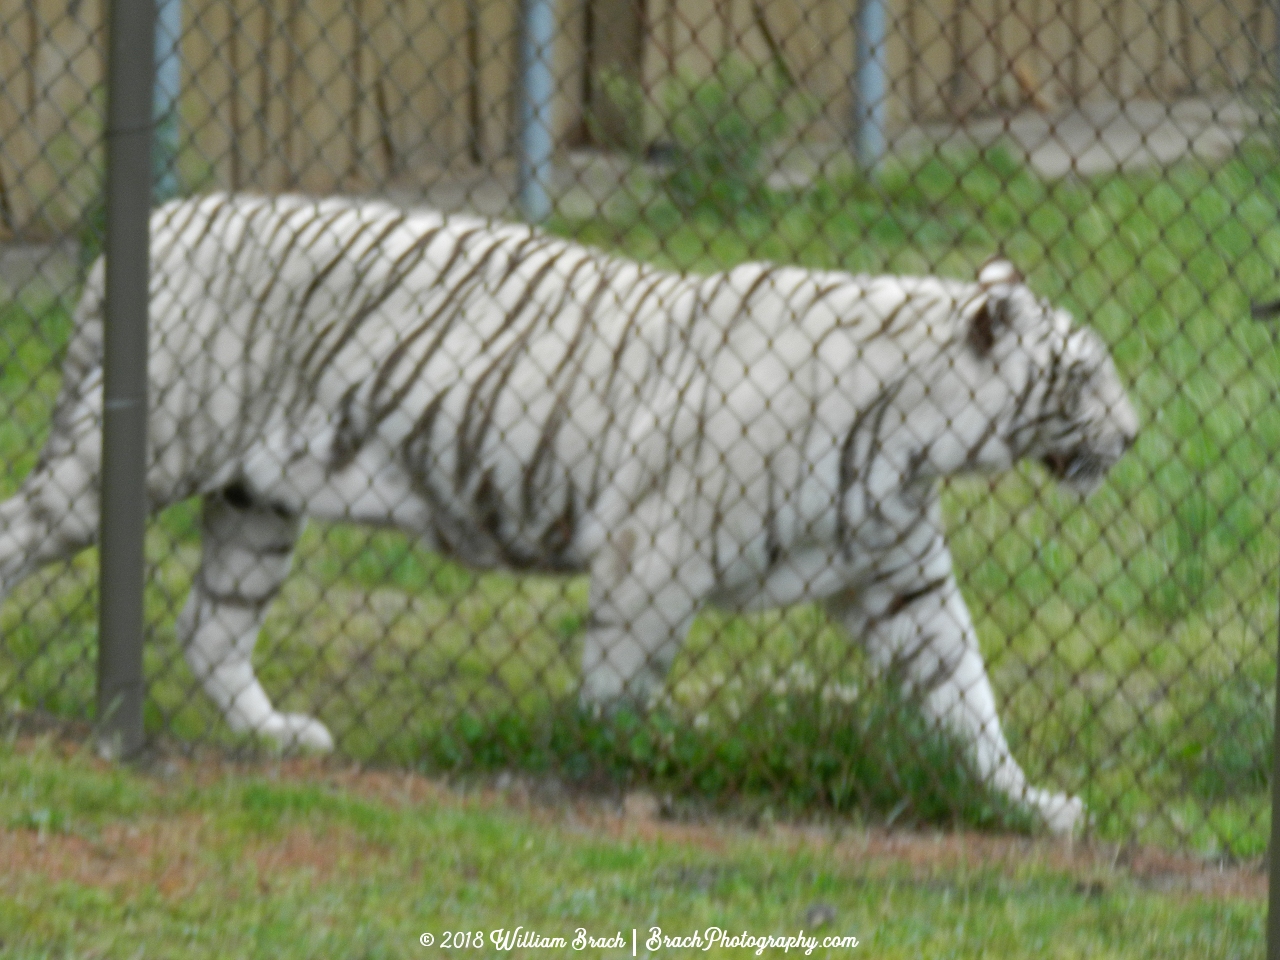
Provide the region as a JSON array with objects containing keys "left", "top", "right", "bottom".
[
  {"left": 0, "top": 0, "right": 105, "bottom": 237},
  {"left": 0, "top": 0, "right": 1269, "bottom": 236},
  {"left": 648, "top": 0, "right": 1275, "bottom": 131}
]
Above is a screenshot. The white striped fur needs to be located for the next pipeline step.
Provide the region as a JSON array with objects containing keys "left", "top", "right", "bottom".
[{"left": 0, "top": 193, "right": 1137, "bottom": 832}]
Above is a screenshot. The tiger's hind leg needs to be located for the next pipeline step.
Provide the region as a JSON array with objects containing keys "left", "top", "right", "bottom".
[
  {"left": 177, "top": 486, "right": 333, "bottom": 751},
  {"left": 0, "top": 412, "right": 103, "bottom": 604}
]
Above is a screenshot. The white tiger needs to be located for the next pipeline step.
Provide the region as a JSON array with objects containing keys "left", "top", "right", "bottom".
[{"left": 0, "top": 193, "right": 1136, "bottom": 833}]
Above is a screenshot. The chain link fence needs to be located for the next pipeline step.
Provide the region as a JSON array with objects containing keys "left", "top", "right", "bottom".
[{"left": 0, "top": 0, "right": 1278, "bottom": 858}]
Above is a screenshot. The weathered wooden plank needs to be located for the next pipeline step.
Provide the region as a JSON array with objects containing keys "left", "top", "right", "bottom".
[{"left": 290, "top": 0, "right": 355, "bottom": 191}]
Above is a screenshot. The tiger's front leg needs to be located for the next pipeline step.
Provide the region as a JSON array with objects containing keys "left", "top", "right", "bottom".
[{"left": 826, "top": 536, "right": 1083, "bottom": 835}]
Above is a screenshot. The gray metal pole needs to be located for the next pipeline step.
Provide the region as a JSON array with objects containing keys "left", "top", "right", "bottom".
[
  {"left": 852, "top": 0, "right": 887, "bottom": 171},
  {"left": 517, "top": 0, "right": 556, "bottom": 222},
  {"left": 1253, "top": 299, "right": 1280, "bottom": 958},
  {"left": 1274, "top": 0, "right": 1280, "bottom": 89},
  {"left": 153, "top": 0, "right": 183, "bottom": 201},
  {"left": 1269, "top": 574, "right": 1280, "bottom": 958},
  {"left": 97, "top": 0, "right": 157, "bottom": 760}
]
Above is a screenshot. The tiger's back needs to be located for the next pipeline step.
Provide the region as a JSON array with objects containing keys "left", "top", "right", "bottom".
[
  {"left": 58, "top": 193, "right": 1006, "bottom": 580},
  {"left": 60, "top": 195, "right": 690, "bottom": 568},
  {"left": 64, "top": 199, "right": 618, "bottom": 568}
]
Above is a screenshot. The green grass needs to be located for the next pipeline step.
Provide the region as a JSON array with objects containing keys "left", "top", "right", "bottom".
[
  {"left": 3, "top": 142, "right": 1280, "bottom": 855},
  {"left": 0, "top": 736, "right": 1264, "bottom": 959}
]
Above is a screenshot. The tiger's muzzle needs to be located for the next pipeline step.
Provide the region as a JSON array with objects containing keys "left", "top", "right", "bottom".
[{"left": 1040, "top": 429, "right": 1135, "bottom": 492}]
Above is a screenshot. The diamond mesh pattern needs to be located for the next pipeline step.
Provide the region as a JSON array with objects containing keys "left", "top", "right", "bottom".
[{"left": 0, "top": 0, "right": 1277, "bottom": 856}]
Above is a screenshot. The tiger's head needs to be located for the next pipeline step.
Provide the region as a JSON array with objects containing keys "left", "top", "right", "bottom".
[{"left": 920, "top": 258, "right": 1138, "bottom": 493}]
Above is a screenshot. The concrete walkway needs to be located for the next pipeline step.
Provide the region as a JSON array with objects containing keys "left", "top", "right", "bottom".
[
  {"left": 378, "top": 94, "right": 1268, "bottom": 222},
  {"left": 895, "top": 94, "right": 1265, "bottom": 179}
]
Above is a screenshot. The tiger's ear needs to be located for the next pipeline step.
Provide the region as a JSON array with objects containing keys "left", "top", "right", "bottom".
[
  {"left": 968, "top": 257, "right": 1021, "bottom": 355},
  {"left": 978, "top": 257, "right": 1022, "bottom": 287},
  {"left": 967, "top": 292, "right": 1011, "bottom": 356}
]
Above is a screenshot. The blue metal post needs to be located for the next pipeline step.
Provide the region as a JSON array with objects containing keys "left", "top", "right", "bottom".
[
  {"left": 517, "top": 0, "right": 556, "bottom": 222},
  {"left": 153, "top": 0, "right": 183, "bottom": 199},
  {"left": 853, "top": 0, "right": 887, "bottom": 171},
  {"left": 1274, "top": 0, "right": 1280, "bottom": 89}
]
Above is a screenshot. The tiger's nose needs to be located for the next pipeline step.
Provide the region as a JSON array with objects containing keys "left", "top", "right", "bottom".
[
  {"left": 1109, "top": 426, "right": 1136, "bottom": 461},
  {"left": 1111, "top": 396, "right": 1140, "bottom": 455}
]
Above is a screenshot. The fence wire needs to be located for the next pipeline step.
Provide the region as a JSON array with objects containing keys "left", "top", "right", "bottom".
[{"left": 0, "top": 0, "right": 1278, "bottom": 858}]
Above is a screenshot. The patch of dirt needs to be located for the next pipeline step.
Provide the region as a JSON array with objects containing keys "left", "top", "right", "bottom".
[
  {"left": 2, "top": 731, "right": 1267, "bottom": 901},
  {"left": 386, "top": 772, "right": 1269, "bottom": 901},
  {"left": 0, "top": 813, "right": 374, "bottom": 899},
  {"left": 385, "top": 767, "right": 1266, "bottom": 900},
  {"left": 0, "top": 817, "right": 210, "bottom": 897},
  {"left": 461, "top": 774, "right": 1266, "bottom": 900}
]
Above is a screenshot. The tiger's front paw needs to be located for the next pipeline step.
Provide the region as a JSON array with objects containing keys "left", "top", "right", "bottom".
[
  {"left": 1026, "top": 788, "right": 1084, "bottom": 836},
  {"left": 257, "top": 712, "right": 335, "bottom": 752}
]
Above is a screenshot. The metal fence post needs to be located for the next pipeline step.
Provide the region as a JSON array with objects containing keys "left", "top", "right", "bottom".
[
  {"left": 96, "top": 0, "right": 157, "bottom": 760},
  {"left": 1251, "top": 298, "right": 1280, "bottom": 958},
  {"left": 1270, "top": 641, "right": 1280, "bottom": 957},
  {"left": 852, "top": 0, "right": 887, "bottom": 170},
  {"left": 1269, "top": 574, "right": 1280, "bottom": 958},
  {"left": 516, "top": 0, "right": 556, "bottom": 223},
  {"left": 153, "top": 0, "right": 184, "bottom": 201}
]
